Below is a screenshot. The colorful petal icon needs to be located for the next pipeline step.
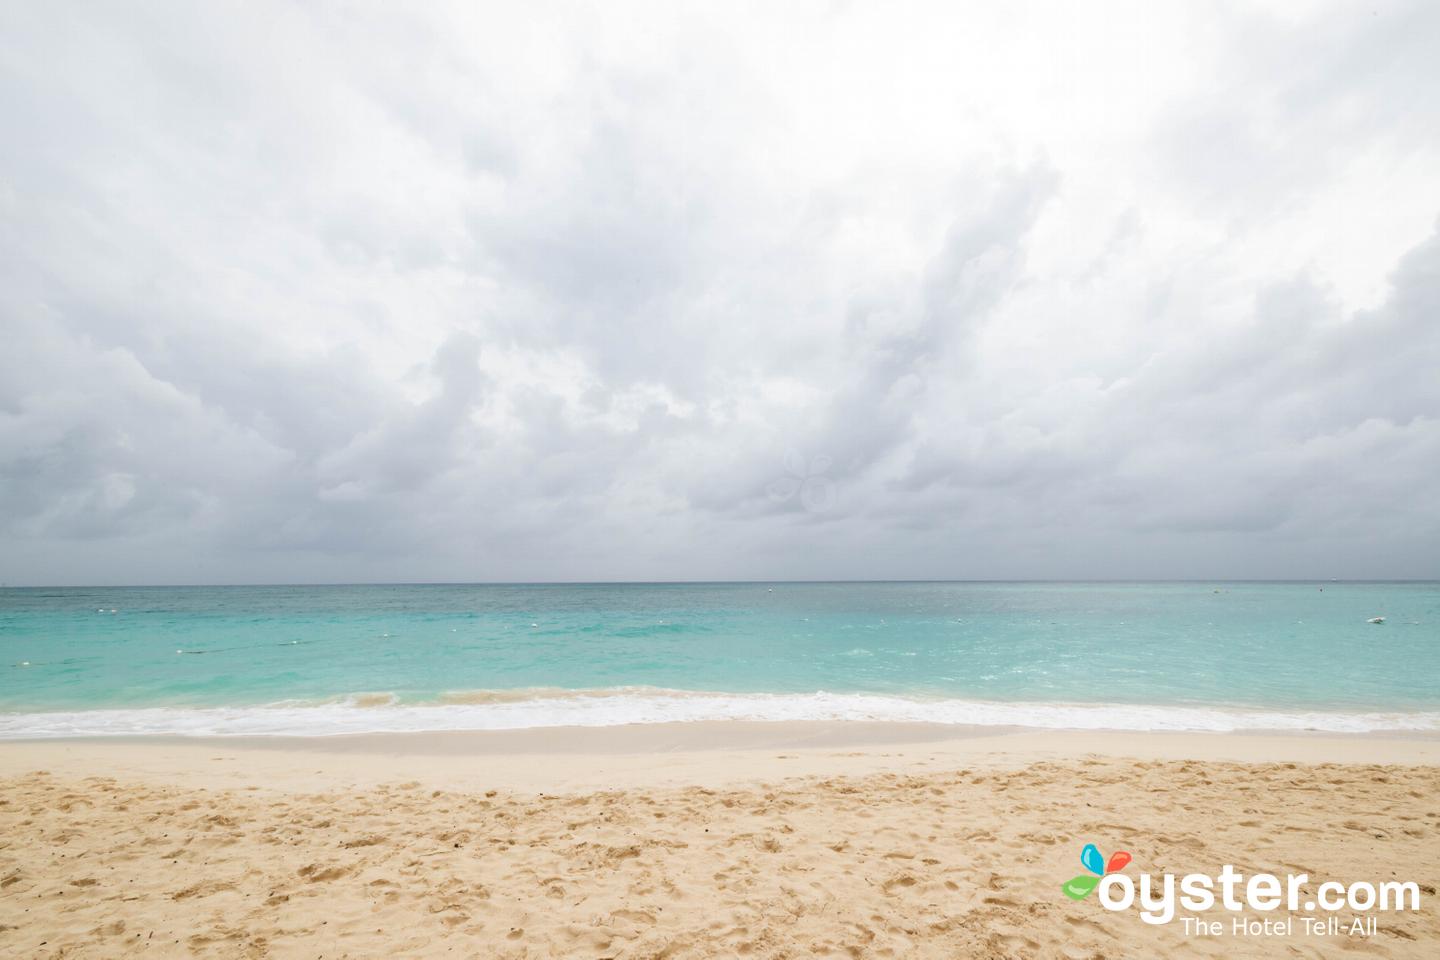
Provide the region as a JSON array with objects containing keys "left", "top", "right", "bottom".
[
  {"left": 1080, "top": 843, "right": 1105, "bottom": 876},
  {"left": 1063, "top": 843, "right": 1133, "bottom": 902}
]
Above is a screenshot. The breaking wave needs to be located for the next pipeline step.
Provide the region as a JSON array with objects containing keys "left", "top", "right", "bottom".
[{"left": 2, "top": 687, "right": 1438, "bottom": 738}]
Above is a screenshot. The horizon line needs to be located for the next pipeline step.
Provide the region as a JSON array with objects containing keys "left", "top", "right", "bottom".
[{"left": 3, "top": 578, "right": 1438, "bottom": 590}]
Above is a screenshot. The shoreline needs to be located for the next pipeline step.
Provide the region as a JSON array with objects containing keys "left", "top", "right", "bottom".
[
  {"left": 3, "top": 723, "right": 1437, "bottom": 795},
  {"left": 5, "top": 690, "right": 1439, "bottom": 739}
]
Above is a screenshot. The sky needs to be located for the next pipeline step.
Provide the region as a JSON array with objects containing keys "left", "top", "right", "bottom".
[{"left": 1, "top": 1, "right": 1438, "bottom": 585}]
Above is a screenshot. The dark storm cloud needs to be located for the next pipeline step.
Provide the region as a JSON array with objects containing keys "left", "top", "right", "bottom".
[{"left": 1, "top": 1, "right": 1438, "bottom": 584}]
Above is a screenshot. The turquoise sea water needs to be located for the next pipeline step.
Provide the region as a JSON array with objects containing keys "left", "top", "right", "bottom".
[{"left": 1, "top": 582, "right": 1437, "bottom": 737}]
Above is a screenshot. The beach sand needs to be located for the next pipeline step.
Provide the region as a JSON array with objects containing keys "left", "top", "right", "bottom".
[{"left": 1, "top": 726, "right": 1437, "bottom": 958}]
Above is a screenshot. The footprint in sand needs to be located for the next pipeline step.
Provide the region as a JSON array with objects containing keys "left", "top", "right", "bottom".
[{"left": 297, "top": 863, "right": 349, "bottom": 882}]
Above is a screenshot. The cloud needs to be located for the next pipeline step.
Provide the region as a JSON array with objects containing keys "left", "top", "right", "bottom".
[{"left": 0, "top": 1, "right": 1438, "bottom": 584}]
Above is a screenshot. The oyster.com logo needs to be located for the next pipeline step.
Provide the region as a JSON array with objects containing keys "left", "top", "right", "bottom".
[
  {"left": 1062, "top": 842, "right": 1132, "bottom": 900},
  {"left": 1059, "top": 842, "right": 1422, "bottom": 936}
]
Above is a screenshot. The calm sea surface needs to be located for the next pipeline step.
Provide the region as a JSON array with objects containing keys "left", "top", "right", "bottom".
[{"left": 1, "top": 582, "right": 1436, "bottom": 736}]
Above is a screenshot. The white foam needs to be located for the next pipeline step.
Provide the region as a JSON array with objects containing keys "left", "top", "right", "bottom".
[{"left": 1, "top": 690, "right": 1438, "bottom": 739}]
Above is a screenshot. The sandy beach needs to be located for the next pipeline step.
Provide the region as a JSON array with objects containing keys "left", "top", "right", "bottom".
[
  {"left": 1, "top": 726, "right": 1437, "bottom": 958},
  {"left": 4, "top": 0, "right": 1439, "bottom": 953}
]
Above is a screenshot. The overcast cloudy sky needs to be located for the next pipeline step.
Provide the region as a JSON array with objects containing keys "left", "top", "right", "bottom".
[{"left": 2, "top": 1, "right": 1438, "bottom": 585}]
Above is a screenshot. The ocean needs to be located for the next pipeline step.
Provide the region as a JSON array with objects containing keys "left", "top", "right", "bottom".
[{"left": 1, "top": 581, "right": 1437, "bottom": 737}]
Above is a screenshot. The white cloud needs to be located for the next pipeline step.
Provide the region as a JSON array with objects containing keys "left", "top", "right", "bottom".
[{"left": 1, "top": 0, "right": 1437, "bottom": 583}]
